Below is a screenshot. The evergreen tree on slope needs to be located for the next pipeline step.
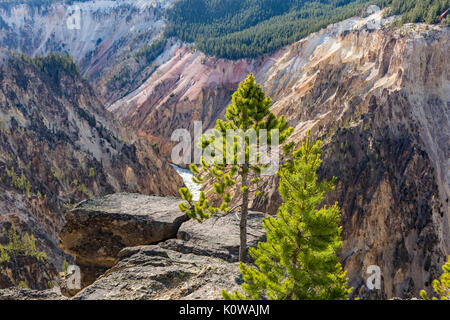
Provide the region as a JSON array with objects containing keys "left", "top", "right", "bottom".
[
  {"left": 179, "top": 74, "right": 292, "bottom": 262},
  {"left": 223, "top": 133, "right": 352, "bottom": 299}
]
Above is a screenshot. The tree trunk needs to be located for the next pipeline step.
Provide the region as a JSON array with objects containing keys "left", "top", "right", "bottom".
[{"left": 239, "top": 169, "right": 249, "bottom": 262}]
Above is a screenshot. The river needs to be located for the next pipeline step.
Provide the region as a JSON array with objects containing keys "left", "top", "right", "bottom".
[{"left": 170, "top": 164, "right": 201, "bottom": 201}]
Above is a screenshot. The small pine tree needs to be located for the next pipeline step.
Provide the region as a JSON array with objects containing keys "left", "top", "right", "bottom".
[
  {"left": 62, "top": 259, "right": 70, "bottom": 275},
  {"left": 179, "top": 74, "right": 293, "bottom": 262},
  {"left": 17, "top": 281, "right": 30, "bottom": 290},
  {"left": 223, "top": 133, "right": 352, "bottom": 300},
  {"left": 0, "top": 245, "right": 10, "bottom": 263},
  {"left": 421, "top": 256, "right": 450, "bottom": 300}
]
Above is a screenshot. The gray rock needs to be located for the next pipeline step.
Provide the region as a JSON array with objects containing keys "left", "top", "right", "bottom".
[
  {"left": 0, "top": 287, "right": 67, "bottom": 300},
  {"left": 59, "top": 193, "right": 267, "bottom": 299},
  {"left": 59, "top": 193, "right": 189, "bottom": 287},
  {"left": 160, "top": 211, "right": 267, "bottom": 262},
  {"left": 60, "top": 193, "right": 188, "bottom": 267},
  {"left": 73, "top": 245, "right": 243, "bottom": 300}
]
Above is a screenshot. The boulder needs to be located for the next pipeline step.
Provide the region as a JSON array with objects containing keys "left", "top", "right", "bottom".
[
  {"left": 160, "top": 211, "right": 267, "bottom": 262},
  {"left": 73, "top": 245, "right": 243, "bottom": 300},
  {"left": 59, "top": 193, "right": 189, "bottom": 286},
  {"left": 59, "top": 193, "right": 268, "bottom": 298}
]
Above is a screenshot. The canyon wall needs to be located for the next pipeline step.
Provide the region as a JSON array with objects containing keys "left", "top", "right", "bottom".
[
  {"left": 0, "top": 0, "right": 173, "bottom": 104},
  {"left": 0, "top": 49, "right": 182, "bottom": 289},
  {"left": 110, "top": 13, "right": 449, "bottom": 298},
  {"left": 0, "top": 2, "right": 447, "bottom": 298},
  {"left": 254, "top": 23, "right": 449, "bottom": 298}
]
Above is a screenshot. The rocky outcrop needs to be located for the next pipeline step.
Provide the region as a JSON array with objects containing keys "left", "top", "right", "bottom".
[
  {"left": 54, "top": 193, "right": 264, "bottom": 299},
  {"left": 59, "top": 193, "right": 189, "bottom": 286},
  {"left": 73, "top": 246, "right": 242, "bottom": 300},
  {"left": 161, "top": 212, "right": 266, "bottom": 262},
  {"left": 0, "top": 287, "right": 67, "bottom": 300}
]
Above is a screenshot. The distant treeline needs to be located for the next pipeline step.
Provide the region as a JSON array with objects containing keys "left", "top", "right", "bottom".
[
  {"left": 386, "top": 0, "right": 449, "bottom": 25},
  {"left": 0, "top": 0, "right": 448, "bottom": 60},
  {"left": 165, "top": 0, "right": 450, "bottom": 60},
  {"left": 16, "top": 52, "right": 81, "bottom": 93}
]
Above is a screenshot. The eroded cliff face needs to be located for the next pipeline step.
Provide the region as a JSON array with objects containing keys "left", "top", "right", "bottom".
[
  {"left": 110, "top": 14, "right": 449, "bottom": 298},
  {"left": 0, "top": 50, "right": 182, "bottom": 289},
  {"left": 0, "top": 0, "right": 172, "bottom": 104},
  {"left": 109, "top": 43, "right": 259, "bottom": 157},
  {"left": 252, "top": 23, "right": 449, "bottom": 299}
]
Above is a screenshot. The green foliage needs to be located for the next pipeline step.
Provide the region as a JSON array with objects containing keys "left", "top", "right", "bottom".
[
  {"left": 179, "top": 74, "right": 293, "bottom": 261},
  {"left": 21, "top": 52, "right": 79, "bottom": 78},
  {"left": 77, "top": 183, "right": 92, "bottom": 198},
  {"left": 61, "top": 259, "right": 69, "bottom": 275},
  {"left": 105, "top": 66, "right": 132, "bottom": 91},
  {"left": 106, "top": 38, "right": 166, "bottom": 91},
  {"left": 88, "top": 167, "right": 95, "bottom": 178},
  {"left": 134, "top": 38, "right": 167, "bottom": 64},
  {"left": 5, "top": 166, "right": 32, "bottom": 196},
  {"left": 166, "top": 0, "right": 380, "bottom": 59},
  {"left": 0, "top": 228, "right": 47, "bottom": 263},
  {"left": 421, "top": 256, "right": 450, "bottom": 300},
  {"left": 76, "top": 107, "right": 96, "bottom": 127},
  {"left": 17, "top": 52, "right": 80, "bottom": 94},
  {"left": 223, "top": 133, "right": 352, "bottom": 300},
  {"left": 179, "top": 74, "right": 292, "bottom": 220},
  {"left": 62, "top": 259, "right": 69, "bottom": 272},
  {"left": 17, "top": 281, "right": 30, "bottom": 289},
  {"left": 386, "top": 0, "right": 450, "bottom": 26}
]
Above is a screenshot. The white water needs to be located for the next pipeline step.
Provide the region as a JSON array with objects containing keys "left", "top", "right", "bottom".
[{"left": 171, "top": 164, "right": 201, "bottom": 201}]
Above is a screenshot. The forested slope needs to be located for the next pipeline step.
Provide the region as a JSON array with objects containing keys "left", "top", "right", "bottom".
[{"left": 166, "top": 0, "right": 449, "bottom": 59}]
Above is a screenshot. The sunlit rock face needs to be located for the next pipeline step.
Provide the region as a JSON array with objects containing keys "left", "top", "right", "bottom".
[
  {"left": 0, "top": 0, "right": 173, "bottom": 104},
  {"left": 254, "top": 23, "right": 449, "bottom": 299}
]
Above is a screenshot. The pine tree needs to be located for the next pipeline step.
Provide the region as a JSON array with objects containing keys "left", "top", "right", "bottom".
[
  {"left": 222, "top": 133, "right": 352, "bottom": 299},
  {"left": 179, "top": 74, "right": 293, "bottom": 262},
  {"left": 421, "top": 256, "right": 450, "bottom": 300}
]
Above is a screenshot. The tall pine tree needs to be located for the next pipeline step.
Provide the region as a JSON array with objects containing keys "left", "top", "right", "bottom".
[
  {"left": 223, "top": 133, "right": 352, "bottom": 299},
  {"left": 179, "top": 74, "right": 292, "bottom": 262}
]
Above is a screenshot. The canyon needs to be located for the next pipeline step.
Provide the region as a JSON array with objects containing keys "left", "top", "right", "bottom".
[
  {"left": 0, "top": 0, "right": 448, "bottom": 299},
  {"left": 0, "top": 48, "right": 182, "bottom": 290}
]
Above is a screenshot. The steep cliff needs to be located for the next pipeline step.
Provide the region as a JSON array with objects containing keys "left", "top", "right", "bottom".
[
  {"left": 0, "top": 0, "right": 173, "bottom": 104},
  {"left": 0, "top": 50, "right": 182, "bottom": 289},
  {"left": 254, "top": 23, "right": 449, "bottom": 299}
]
